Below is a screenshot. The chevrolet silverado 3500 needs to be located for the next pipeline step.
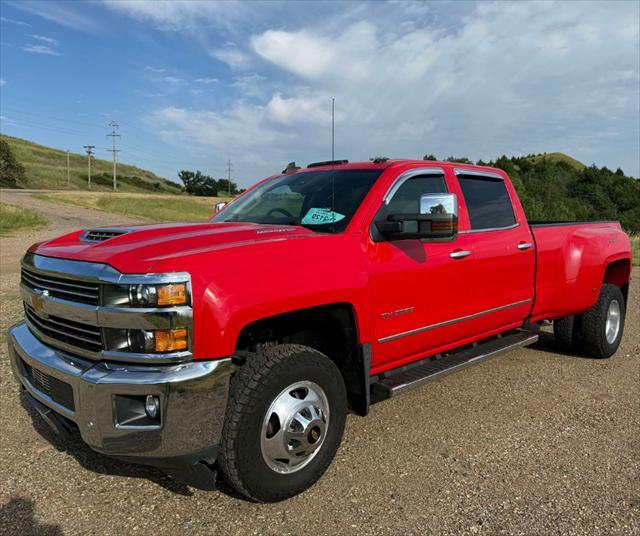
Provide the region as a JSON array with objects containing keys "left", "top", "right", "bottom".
[{"left": 9, "top": 159, "right": 632, "bottom": 501}]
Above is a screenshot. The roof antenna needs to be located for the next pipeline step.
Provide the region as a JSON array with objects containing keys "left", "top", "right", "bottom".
[
  {"left": 331, "top": 97, "right": 336, "bottom": 233},
  {"left": 331, "top": 97, "right": 335, "bottom": 163}
]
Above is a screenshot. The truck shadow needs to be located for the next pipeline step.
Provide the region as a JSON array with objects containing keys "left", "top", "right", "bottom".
[
  {"left": 19, "top": 392, "right": 194, "bottom": 497},
  {"left": 0, "top": 496, "right": 64, "bottom": 535},
  {"left": 529, "top": 330, "right": 597, "bottom": 359}
]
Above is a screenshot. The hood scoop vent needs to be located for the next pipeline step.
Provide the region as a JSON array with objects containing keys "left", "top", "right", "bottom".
[{"left": 80, "top": 228, "right": 130, "bottom": 242}]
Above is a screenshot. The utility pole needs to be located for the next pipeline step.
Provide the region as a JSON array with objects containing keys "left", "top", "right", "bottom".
[
  {"left": 83, "top": 145, "right": 95, "bottom": 189},
  {"left": 226, "top": 159, "right": 233, "bottom": 197},
  {"left": 106, "top": 121, "right": 121, "bottom": 191},
  {"left": 66, "top": 150, "right": 70, "bottom": 187}
]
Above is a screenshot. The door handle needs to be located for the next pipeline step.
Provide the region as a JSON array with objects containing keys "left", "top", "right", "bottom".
[
  {"left": 517, "top": 242, "right": 533, "bottom": 250},
  {"left": 450, "top": 250, "right": 471, "bottom": 259}
]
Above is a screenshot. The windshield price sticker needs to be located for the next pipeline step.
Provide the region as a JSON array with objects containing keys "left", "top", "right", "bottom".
[{"left": 301, "top": 208, "right": 346, "bottom": 225}]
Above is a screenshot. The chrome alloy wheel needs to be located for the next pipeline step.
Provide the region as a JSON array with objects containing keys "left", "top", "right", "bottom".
[
  {"left": 260, "top": 381, "right": 329, "bottom": 474},
  {"left": 605, "top": 299, "right": 621, "bottom": 344}
]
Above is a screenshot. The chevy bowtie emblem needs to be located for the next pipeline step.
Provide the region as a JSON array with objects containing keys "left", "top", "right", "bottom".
[{"left": 32, "top": 289, "right": 49, "bottom": 316}]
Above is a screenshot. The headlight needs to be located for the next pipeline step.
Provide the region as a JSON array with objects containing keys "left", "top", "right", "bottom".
[
  {"left": 104, "top": 281, "right": 189, "bottom": 307},
  {"left": 126, "top": 328, "right": 188, "bottom": 353},
  {"left": 129, "top": 283, "right": 187, "bottom": 307}
]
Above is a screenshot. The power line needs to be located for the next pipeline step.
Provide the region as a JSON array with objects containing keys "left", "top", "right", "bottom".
[
  {"left": 226, "top": 159, "right": 233, "bottom": 197},
  {"left": 83, "top": 145, "right": 95, "bottom": 189},
  {"left": 106, "top": 121, "right": 121, "bottom": 190}
]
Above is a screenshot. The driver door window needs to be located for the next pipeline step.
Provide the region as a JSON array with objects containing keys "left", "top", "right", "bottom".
[{"left": 385, "top": 176, "right": 448, "bottom": 215}]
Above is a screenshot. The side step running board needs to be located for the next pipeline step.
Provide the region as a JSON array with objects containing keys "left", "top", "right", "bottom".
[{"left": 370, "top": 330, "right": 538, "bottom": 399}]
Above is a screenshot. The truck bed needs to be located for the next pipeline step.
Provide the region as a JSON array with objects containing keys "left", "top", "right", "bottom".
[{"left": 529, "top": 220, "right": 631, "bottom": 322}]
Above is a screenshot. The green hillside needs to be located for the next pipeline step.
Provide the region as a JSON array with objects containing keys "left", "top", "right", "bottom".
[
  {"left": 0, "top": 135, "right": 181, "bottom": 193},
  {"left": 525, "top": 152, "right": 586, "bottom": 170}
]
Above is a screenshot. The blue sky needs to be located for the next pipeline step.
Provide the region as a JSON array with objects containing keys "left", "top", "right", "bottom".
[{"left": 1, "top": 0, "right": 638, "bottom": 187}]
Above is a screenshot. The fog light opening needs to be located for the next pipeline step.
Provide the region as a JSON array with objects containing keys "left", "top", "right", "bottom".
[{"left": 145, "top": 395, "right": 160, "bottom": 419}]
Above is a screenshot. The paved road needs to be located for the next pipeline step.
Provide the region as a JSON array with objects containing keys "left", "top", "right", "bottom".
[{"left": 0, "top": 196, "right": 638, "bottom": 535}]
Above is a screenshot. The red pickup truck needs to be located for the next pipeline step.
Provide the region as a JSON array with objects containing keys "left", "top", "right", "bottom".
[{"left": 9, "top": 159, "right": 632, "bottom": 502}]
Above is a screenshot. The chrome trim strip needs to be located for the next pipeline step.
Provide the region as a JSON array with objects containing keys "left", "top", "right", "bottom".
[
  {"left": 23, "top": 253, "right": 191, "bottom": 285},
  {"left": 383, "top": 167, "right": 445, "bottom": 205},
  {"left": 458, "top": 223, "right": 519, "bottom": 234},
  {"left": 378, "top": 299, "right": 532, "bottom": 344},
  {"left": 454, "top": 168, "right": 504, "bottom": 180}
]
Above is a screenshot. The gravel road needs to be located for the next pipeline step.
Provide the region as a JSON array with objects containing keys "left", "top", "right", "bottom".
[{"left": 1, "top": 194, "right": 638, "bottom": 535}]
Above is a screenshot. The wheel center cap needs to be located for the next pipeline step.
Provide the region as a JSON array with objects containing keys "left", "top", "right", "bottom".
[{"left": 308, "top": 425, "right": 322, "bottom": 444}]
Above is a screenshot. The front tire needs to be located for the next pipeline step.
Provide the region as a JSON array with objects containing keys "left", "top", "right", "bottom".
[
  {"left": 219, "top": 344, "right": 347, "bottom": 502},
  {"left": 581, "top": 284, "right": 626, "bottom": 359}
]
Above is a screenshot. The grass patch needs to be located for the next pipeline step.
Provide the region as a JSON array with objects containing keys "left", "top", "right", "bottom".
[
  {"left": 631, "top": 234, "right": 640, "bottom": 267},
  {"left": 0, "top": 203, "right": 48, "bottom": 235},
  {"left": 1, "top": 134, "right": 182, "bottom": 193},
  {"left": 526, "top": 152, "right": 586, "bottom": 170},
  {"left": 34, "top": 192, "right": 231, "bottom": 222}
]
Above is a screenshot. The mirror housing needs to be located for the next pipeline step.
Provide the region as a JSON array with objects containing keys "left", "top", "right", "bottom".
[
  {"left": 375, "top": 193, "right": 458, "bottom": 241},
  {"left": 214, "top": 202, "right": 227, "bottom": 213}
]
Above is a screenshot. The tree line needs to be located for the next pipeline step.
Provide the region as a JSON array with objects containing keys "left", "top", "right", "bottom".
[{"left": 424, "top": 153, "right": 640, "bottom": 233}]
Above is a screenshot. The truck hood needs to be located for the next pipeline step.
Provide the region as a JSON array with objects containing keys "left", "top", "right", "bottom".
[{"left": 30, "top": 222, "right": 317, "bottom": 273}]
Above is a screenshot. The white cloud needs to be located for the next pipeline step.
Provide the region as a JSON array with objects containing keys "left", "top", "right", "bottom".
[
  {"left": 0, "top": 78, "right": 6, "bottom": 87},
  {"left": 103, "top": 0, "right": 251, "bottom": 32},
  {"left": 145, "top": 66, "right": 166, "bottom": 73},
  {"left": 32, "top": 34, "right": 59, "bottom": 46},
  {"left": 1, "top": 16, "right": 32, "bottom": 27},
  {"left": 209, "top": 46, "right": 252, "bottom": 70},
  {"left": 251, "top": 29, "right": 338, "bottom": 79},
  {"left": 12, "top": 1, "right": 100, "bottom": 32},
  {"left": 163, "top": 76, "right": 183, "bottom": 84},
  {"left": 149, "top": 1, "right": 640, "bottom": 181},
  {"left": 266, "top": 94, "right": 332, "bottom": 125},
  {"left": 195, "top": 77, "right": 219, "bottom": 84},
  {"left": 22, "top": 44, "right": 61, "bottom": 56}
]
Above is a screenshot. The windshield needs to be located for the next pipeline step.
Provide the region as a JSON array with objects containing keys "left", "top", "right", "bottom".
[{"left": 211, "top": 169, "right": 382, "bottom": 233}]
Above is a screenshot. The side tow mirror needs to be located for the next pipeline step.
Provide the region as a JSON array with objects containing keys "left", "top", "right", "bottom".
[
  {"left": 214, "top": 202, "right": 227, "bottom": 213},
  {"left": 375, "top": 193, "right": 458, "bottom": 241}
]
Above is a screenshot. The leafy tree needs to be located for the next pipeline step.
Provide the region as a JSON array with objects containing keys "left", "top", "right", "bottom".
[
  {"left": 215, "top": 178, "right": 240, "bottom": 196},
  {"left": 178, "top": 170, "right": 219, "bottom": 196},
  {"left": 423, "top": 154, "right": 438, "bottom": 161},
  {"left": 445, "top": 156, "right": 473, "bottom": 164},
  {"left": 178, "top": 171, "right": 240, "bottom": 196},
  {"left": 0, "top": 139, "right": 25, "bottom": 187}
]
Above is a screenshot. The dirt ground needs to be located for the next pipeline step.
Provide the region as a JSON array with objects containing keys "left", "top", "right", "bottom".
[{"left": 0, "top": 192, "right": 638, "bottom": 535}]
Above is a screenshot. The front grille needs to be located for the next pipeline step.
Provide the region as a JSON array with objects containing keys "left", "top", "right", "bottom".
[
  {"left": 81, "top": 229, "right": 127, "bottom": 242},
  {"left": 21, "top": 268, "right": 99, "bottom": 306},
  {"left": 20, "top": 358, "right": 75, "bottom": 411},
  {"left": 25, "top": 304, "right": 103, "bottom": 353}
]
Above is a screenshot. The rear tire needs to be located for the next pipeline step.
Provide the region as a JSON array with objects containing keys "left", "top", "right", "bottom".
[
  {"left": 219, "top": 344, "right": 347, "bottom": 502},
  {"left": 553, "top": 315, "right": 582, "bottom": 352},
  {"left": 581, "top": 284, "right": 626, "bottom": 359}
]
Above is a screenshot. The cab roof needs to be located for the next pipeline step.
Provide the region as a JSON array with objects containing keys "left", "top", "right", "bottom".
[{"left": 292, "top": 159, "right": 505, "bottom": 176}]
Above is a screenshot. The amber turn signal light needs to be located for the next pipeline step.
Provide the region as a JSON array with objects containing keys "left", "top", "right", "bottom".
[
  {"left": 157, "top": 283, "right": 187, "bottom": 306},
  {"left": 154, "top": 328, "right": 188, "bottom": 352}
]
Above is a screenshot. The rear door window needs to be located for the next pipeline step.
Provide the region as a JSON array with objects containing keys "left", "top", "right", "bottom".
[{"left": 457, "top": 175, "right": 516, "bottom": 230}]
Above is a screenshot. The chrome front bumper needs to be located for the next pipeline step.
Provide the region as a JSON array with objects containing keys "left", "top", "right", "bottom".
[{"left": 8, "top": 322, "right": 231, "bottom": 463}]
